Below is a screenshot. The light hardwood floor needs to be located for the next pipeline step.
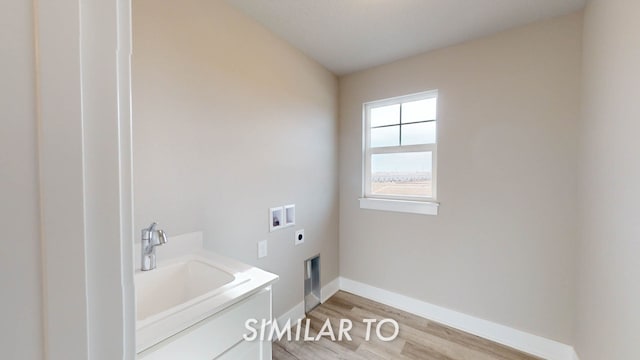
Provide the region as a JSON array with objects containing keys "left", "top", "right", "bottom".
[{"left": 273, "top": 291, "right": 541, "bottom": 360}]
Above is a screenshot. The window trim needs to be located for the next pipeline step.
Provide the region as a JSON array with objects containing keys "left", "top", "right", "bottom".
[
  {"left": 359, "top": 197, "right": 439, "bottom": 215},
  {"left": 361, "top": 90, "right": 439, "bottom": 214}
]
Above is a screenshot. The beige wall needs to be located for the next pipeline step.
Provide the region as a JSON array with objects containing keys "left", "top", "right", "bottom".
[
  {"left": 575, "top": 0, "right": 640, "bottom": 358},
  {"left": 339, "top": 13, "right": 582, "bottom": 343},
  {"left": 0, "top": 0, "right": 44, "bottom": 358},
  {"left": 132, "top": 0, "right": 339, "bottom": 317}
]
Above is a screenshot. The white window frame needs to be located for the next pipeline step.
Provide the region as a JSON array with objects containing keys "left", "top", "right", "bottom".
[{"left": 360, "top": 90, "right": 439, "bottom": 215}]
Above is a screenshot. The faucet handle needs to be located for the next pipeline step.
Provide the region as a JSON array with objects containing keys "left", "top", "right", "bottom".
[{"left": 157, "top": 229, "right": 168, "bottom": 245}]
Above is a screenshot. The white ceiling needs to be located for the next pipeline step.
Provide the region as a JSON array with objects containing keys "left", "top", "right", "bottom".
[{"left": 225, "top": 0, "right": 586, "bottom": 75}]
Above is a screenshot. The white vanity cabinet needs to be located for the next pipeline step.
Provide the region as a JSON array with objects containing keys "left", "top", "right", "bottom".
[{"left": 137, "top": 287, "right": 272, "bottom": 360}]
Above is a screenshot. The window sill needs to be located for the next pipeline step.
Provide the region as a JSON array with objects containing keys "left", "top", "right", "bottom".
[{"left": 359, "top": 198, "right": 439, "bottom": 215}]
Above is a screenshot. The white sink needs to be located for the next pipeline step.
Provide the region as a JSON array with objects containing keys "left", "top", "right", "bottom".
[
  {"left": 136, "top": 258, "right": 236, "bottom": 322},
  {"left": 134, "top": 249, "right": 278, "bottom": 354}
]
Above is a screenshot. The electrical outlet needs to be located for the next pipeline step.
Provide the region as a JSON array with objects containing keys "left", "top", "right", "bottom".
[
  {"left": 258, "top": 239, "right": 268, "bottom": 258},
  {"left": 295, "top": 229, "right": 305, "bottom": 246}
]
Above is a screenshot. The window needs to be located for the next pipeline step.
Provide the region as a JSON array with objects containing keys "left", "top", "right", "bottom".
[{"left": 360, "top": 90, "right": 439, "bottom": 215}]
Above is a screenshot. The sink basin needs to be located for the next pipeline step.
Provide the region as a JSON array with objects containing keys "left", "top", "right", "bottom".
[{"left": 135, "top": 258, "right": 237, "bottom": 322}]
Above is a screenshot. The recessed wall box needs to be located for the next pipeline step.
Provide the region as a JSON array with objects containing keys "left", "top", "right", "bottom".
[
  {"left": 284, "top": 204, "right": 295, "bottom": 227},
  {"left": 304, "top": 255, "right": 321, "bottom": 313},
  {"left": 269, "top": 207, "right": 284, "bottom": 232}
]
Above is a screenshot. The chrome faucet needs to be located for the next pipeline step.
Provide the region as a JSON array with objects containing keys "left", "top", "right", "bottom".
[{"left": 141, "top": 222, "right": 168, "bottom": 271}]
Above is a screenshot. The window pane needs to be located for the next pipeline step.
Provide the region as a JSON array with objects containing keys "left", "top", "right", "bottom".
[
  {"left": 371, "top": 152, "right": 433, "bottom": 197},
  {"left": 371, "top": 126, "right": 400, "bottom": 148},
  {"left": 401, "top": 98, "right": 437, "bottom": 123},
  {"left": 401, "top": 122, "right": 436, "bottom": 145},
  {"left": 370, "top": 104, "right": 400, "bottom": 127}
]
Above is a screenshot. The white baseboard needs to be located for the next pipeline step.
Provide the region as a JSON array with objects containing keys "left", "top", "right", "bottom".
[
  {"left": 340, "top": 277, "right": 577, "bottom": 360},
  {"left": 276, "top": 277, "right": 342, "bottom": 328},
  {"left": 321, "top": 277, "right": 341, "bottom": 303},
  {"left": 275, "top": 301, "right": 305, "bottom": 329},
  {"left": 275, "top": 277, "right": 580, "bottom": 360}
]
